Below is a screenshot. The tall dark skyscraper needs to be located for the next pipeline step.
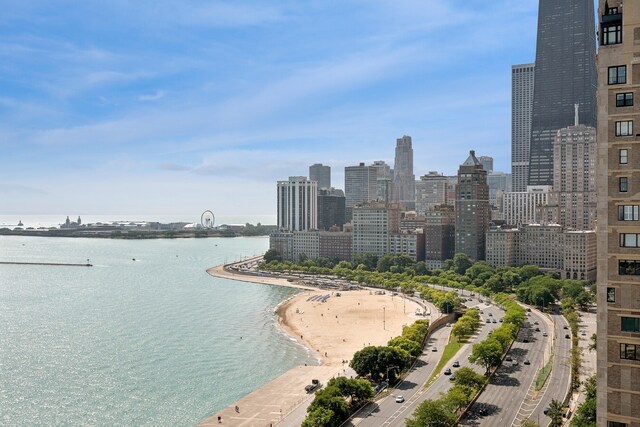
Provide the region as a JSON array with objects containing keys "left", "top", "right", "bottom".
[{"left": 528, "top": 0, "right": 597, "bottom": 186}]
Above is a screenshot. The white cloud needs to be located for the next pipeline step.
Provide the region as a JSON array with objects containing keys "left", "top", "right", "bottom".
[{"left": 138, "top": 90, "right": 167, "bottom": 102}]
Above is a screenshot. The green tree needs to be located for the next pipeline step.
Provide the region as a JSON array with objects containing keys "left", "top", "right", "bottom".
[
  {"left": 414, "top": 261, "right": 428, "bottom": 275},
  {"left": 469, "top": 338, "right": 503, "bottom": 374},
  {"left": 326, "top": 377, "right": 374, "bottom": 407},
  {"left": 453, "top": 253, "right": 473, "bottom": 275},
  {"left": 546, "top": 399, "right": 565, "bottom": 427},
  {"left": 406, "top": 399, "right": 458, "bottom": 427},
  {"left": 307, "top": 386, "right": 350, "bottom": 424},
  {"left": 453, "top": 367, "right": 487, "bottom": 390},
  {"left": 575, "top": 291, "right": 593, "bottom": 311},
  {"left": 263, "top": 248, "right": 282, "bottom": 263},
  {"left": 451, "top": 319, "right": 474, "bottom": 342},
  {"left": 302, "top": 407, "right": 335, "bottom": 427},
  {"left": 588, "top": 333, "right": 597, "bottom": 352},
  {"left": 465, "top": 261, "right": 494, "bottom": 280},
  {"left": 520, "top": 418, "right": 540, "bottom": 427},
  {"left": 491, "top": 324, "right": 517, "bottom": 352},
  {"left": 388, "top": 336, "right": 422, "bottom": 358},
  {"left": 442, "top": 384, "right": 472, "bottom": 411},
  {"left": 350, "top": 346, "right": 379, "bottom": 378}
]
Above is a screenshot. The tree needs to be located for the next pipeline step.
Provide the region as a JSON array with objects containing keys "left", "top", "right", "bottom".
[
  {"left": 465, "top": 261, "right": 494, "bottom": 280},
  {"left": 388, "top": 336, "right": 422, "bottom": 358},
  {"left": 588, "top": 333, "right": 597, "bottom": 352},
  {"left": 453, "top": 253, "right": 473, "bottom": 275},
  {"left": 406, "top": 399, "right": 458, "bottom": 427},
  {"left": 263, "top": 249, "right": 281, "bottom": 263},
  {"left": 546, "top": 399, "right": 565, "bottom": 427},
  {"left": 520, "top": 418, "right": 540, "bottom": 427},
  {"left": 491, "top": 324, "right": 517, "bottom": 351},
  {"left": 414, "top": 261, "right": 428, "bottom": 276},
  {"left": 302, "top": 407, "right": 335, "bottom": 427},
  {"left": 453, "top": 367, "right": 487, "bottom": 390},
  {"left": 349, "top": 346, "right": 410, "bottom": 381},
  {"left": 350, "top": 346, "right": 379, "bottom": 378},
  {"left": 575, "top": 291, "right": 593, "bottom": 311},
  {"left": 326, "top": 377, "right": 374, "bottom": 407},
  {"left": 451, "top": 319, "right": 474, "bottom": 342},
  {"left": 442, "top": 384, "right": 472, "bottom": 411},
  {"left": 469, "top": 338, "right": 503, "bottom": 374},
  {"left": 307, "top": 386, "right": 350, "bottom": 425}
]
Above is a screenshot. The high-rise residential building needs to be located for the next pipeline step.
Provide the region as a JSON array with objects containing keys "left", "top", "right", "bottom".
[
  {"left": 351, "top": 201, "right": 400, "bottom": 257},
  {"left": 596, "top": 2, "right": 640, "bottom": 425},
  {"left": 344, "top": 162, "right": 379, "bottom": 221},
  {"left": 455, "top": 150, "right": 490, "bottom": 261},
  {"left": 425, "top": 205, "right": 455, "bottom": 269},
  {"left": 317, "top": 188, "right": 346, "bottom": 231},
  {"left": 478, "top": 156, "right": 494, "bottom": 173},
  {"left": 501, "top": 185, "right": 552, "bottom": 226},
  {"left": 415, "top": 172, "right": 448, "bottom": 214},
  {"left": 512, "top": 63, "right": 535, "bottom": 192},
  {"left": 393, "top": 135, "right": 416, "bottom": 210},
  {"left": 552, "top": 109, "right": 596, "bottom": 230},
  {"left": 389, "top": 232, "right": 425, "bottom": 261},
  {"left": 309, "top": 164, "right": 331, "bottom": 189},
  {"left": 528, "top": 0, "right": 596, "bottom": 186},
  {"left": 277, "top": 176, "right": 317, "bottom": 231},
  {"left": 487, "top": 171, "right": 512, "bottom": 207}
]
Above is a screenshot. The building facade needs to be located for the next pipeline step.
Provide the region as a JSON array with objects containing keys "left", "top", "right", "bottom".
[
  {"left": 455, "top": 151, "right": 490, "bottom": 261},
  {"left": 317, "top": 188, "right": 346, "bottom": 231},
  {"left": 488, "top": 171, "right": 512, "bottom": 207},
  {"left": 415, "top": 172, "right": 448, "bottom": 214},
  {"left": 596, "top": 1, "right": 640, "bottom": 425},
  {"left": 528, "top": 0, "right": 597, "bottom": 186},
  {"left": 500, "top": 185, "right": 552, "bottom": 226},
  {"left": 389, "top": 232, "right": 425, "bottom": 261},
  {"left": 351, "top": 202, "right": 400, "bottom": 258},
  {"left": 478, "top": 156, "right": 494, "bottom": 173},
  {"left": 393, "top": 136, "right": 416, "bottom": 210},
  {"left": 277, "top": 176, "right": 317, "bottom": 231},
  {"left": 425, "top": 205, "right": 455, "bottom": 269},
  {"left": 512, "top": 63, "right": 535, "bottom": 192},
  {"left": 344, "top": 163, "right": 379, "bottom": 221},
  {"left": 309, "top": 163, "right": 331, "bottom": 189},
  {"left": 552, "top": 118, "right": 597, "bottom": 230}
]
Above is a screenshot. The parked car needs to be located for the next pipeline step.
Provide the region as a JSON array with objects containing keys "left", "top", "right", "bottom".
[
  {"left": 452, "top": 361, "right": 460, "bottom": 368},
  {"left": 444, "top": 368, "right": 452, "bottom": 375},
  {"left": 432, "top": 347, "right": 438, "bottom": 352},
  {"left": 524, "top": 359, "right": 531, "bottom": 365},
  {"left": 534, "top": 321, "right": 539, "bottom": 325},
  {"left": 499, "top": 318, "right": 503, "bottom": 323},
  {"left": 535, "top": 327, "right": 541, "bottom": 332},
  {"left": 512, "top": 359, "right": 519, "bottom": 366},
  {"left": 565, "top": 334, "right": 571, "bottom": 339},
  {"left": 492, "top": 319, "right": 497, "bottom": 323},
  {"left": 449, "top": 374, "right": 456, "bottom": 381},
  {"left": 542, "top": 332, "right": 548, "bottom": 337},
  {"left": 523, "top": 338, "right": 529, "bottom": 343},
  {"left": 488, "top": 313, "right": 493, "bottom": 316},
  {"left": 505, "top": 355, "right": 513, "bottom": 362}
]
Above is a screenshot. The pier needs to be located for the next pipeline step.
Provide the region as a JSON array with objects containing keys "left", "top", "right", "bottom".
[{"left": 0, "top": 261, "right": 93, "bottom": 267}]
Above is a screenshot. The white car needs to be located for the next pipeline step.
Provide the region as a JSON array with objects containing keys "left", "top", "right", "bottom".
[{"left": 395, "top": 395, "right": 405, "bottom": 403}]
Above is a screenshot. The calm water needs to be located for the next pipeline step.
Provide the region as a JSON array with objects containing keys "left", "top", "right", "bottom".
[{"left": 0, "top": 236, "right": 314, "bottom": 426}]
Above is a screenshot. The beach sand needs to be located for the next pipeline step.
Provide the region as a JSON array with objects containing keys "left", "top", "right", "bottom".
[
  {"left": 200, "top": 260, "right": 429, "bottom": 426},
  {"left": 278, "top": 289, "right": 423, "bottom": 367}
]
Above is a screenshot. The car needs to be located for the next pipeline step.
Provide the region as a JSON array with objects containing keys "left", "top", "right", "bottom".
[
  {"left": 527, "top": 308, "right": 532, "bottom": 312},
  {"left": 581, "top": 331, "right": 587, "bottom": 336},
  {"left": 444, "top": 368, "right": 452, "bottom": 375},
  {"left": 542, "top": 332, "right": 548, "bottom": 337},
  {"left": 395, "top": 395, "right": 405, "bottom": 403},
  {"left": 564, "top": 325, "right": 569, "bottom": 330},
  {"left": 505, "top": 355, "right": 513, "bottom": 362},
  {"left": 524, "top": 359, "right": 531, "bottom": 365},
  {"left": 446, "top": 323, "right": 452, "bottom": 327},
  {"left": 523, "top": 338, "right": 529, "bottom": 343},
  {"left": 543, "top": 407, "right": 550, "bottom": 415},
  {"left": 486, "top": 318, "right": 491, "bottom": 323},
  {"left": 492, "top": 319, "right": 497, "bottom": 323},
  {"left": 488, "top": 312, "right": 493, "bottom": 316},
  {"left": 565, "top": 334, "right": 571, "bottom": 339},
  {"left": 480, "top": 310, "right": 484, "bottom": 314},
  {"left": 534, "top": 321, "right": 539, "bottom": 325},
  {"left": 432, "top": 347, "right": 438, "bottom": 352},
  {"left": 452, "top": 361, "right": 460, "bottom": 368},
  {"left": 499, "top": 318, "right": 503, "bottom": 322},
  {"left": 535, "top": 327, "right": 541, "bottom": 332},
  {"left": 512, "top": 359, "right": 518, "bottom": 366},
  {"left": 449, "top": 374, "right": 456, "bottom": 381}
]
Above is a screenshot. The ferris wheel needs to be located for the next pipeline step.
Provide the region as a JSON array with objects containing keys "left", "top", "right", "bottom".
[{"left": 200, "top": 210, "right": 215, "bottom": 229}]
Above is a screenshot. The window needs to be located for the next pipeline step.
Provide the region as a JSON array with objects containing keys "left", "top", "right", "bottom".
[
  {"left": 619, "top": 260, "right": 640, "bottom": 275},
  {"left": 619, "top": 177, "right": 629, "bottom": 192},
  {"left": 616, "top": 121, "right": 633, "bottom": 136},
  {"left": 620, "top": 233, "right": 640, "bottom": 247},
  {"left": 620, "top": 343, "right": 640, "bottom": 360},
  {"left": 620, "top": 149, "right": 629, "bottom": 164},
  {"left": 609, "top": 66, "right": 627, "bottom": 85},
  {"left": 607, "top": 287, "right": 616, "bottom": 303},
  {"left": 606, "top": 7, "right": 619, "bottom": 15},
  {"left": 603, "top": 24, "right": 622, "bottom": 45},
  {"left": 609, "top": 422, "right": 628, "bottom": 427},
  {"left": 622, "top": 317, "right": 640, "bottom": 332},
  {"left": 618, "top": 205, "right": 639, "bottom": 221},
  {"left": 616, "top": 92, "right": 634, "bottom": 107}
]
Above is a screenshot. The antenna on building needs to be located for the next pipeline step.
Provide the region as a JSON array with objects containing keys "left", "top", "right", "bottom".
[{"left": 574, "top": 103, "right": 579, "bottom": 126}]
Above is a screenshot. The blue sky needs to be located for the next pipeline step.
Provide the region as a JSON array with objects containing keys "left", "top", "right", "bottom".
[{"left": 1, "top": 1, "right": 541, "bottom": 217}]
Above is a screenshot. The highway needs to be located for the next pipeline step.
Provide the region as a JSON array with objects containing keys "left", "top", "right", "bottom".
[
  {"left": 349, "top": 296, "right": 503, "bottom": 427},
  {"left": 461, "top": 308, "right": 571, "bottom": 427}
]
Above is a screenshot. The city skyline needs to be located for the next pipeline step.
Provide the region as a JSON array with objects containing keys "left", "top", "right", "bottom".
[{"left": 1, "top": 1, "right": 543, "bottom": 216}]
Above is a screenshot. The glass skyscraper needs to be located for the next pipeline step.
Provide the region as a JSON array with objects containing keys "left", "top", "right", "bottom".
[{"left": 528, "top": 0, "right": 597, "bottom": 186}]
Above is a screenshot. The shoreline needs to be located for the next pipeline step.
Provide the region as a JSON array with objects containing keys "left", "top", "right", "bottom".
[{"left": 201, "top": 258, "right": 428, "bottom": 425}]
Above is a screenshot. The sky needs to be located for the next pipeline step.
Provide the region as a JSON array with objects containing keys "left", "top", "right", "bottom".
[{"left": 0, "top": 1, "right": 542, "bottom": 217}]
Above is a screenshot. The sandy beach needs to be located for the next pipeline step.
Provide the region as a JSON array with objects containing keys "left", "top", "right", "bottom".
[{"left": 201, "top": 259, "right": 433, "bottom": 426}]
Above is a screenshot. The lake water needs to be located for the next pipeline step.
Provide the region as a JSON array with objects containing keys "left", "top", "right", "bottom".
[{"left": 0, "top": 235, "right": 314, "bottom": 426}]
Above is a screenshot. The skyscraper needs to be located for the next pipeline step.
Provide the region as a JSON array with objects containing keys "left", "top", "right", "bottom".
[
  {"left": 344, "top": 162, "right": 378, "bottom": 221},
  {"left": 478, "top": 156, "right": 494, "bottom": 173},
  {"left": 455, "top": 150, "right": 490, "bottom": 261},
  {"left": 393, "top": 135, "right": 415, "bottom": 210},
  {"left": 309, "top": 164, "right": 331, "bottom": 189},
  {"left": 317, "top": 188, "right": 346, "bottom": 231},
  {"left": 596, "top": 1, "right": 640, "bottom": 425},
  {"left": 277, "top": 176, "right": 317, "bottom": 231},
  {"left": 512, "top": 63, "right": 535, "bottom": 192},
  {"left": 528, "top": 0, "right": 597, "bottom": 186}
]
